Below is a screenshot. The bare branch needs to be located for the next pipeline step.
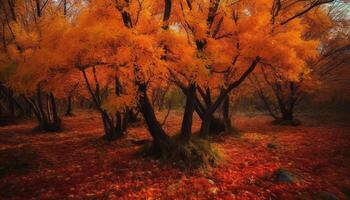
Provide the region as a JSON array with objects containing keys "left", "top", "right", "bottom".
[{"left": 280, "top": 0, "right": 335, "bottom": 25}]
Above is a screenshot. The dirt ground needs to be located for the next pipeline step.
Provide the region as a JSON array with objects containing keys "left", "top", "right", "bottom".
[{"left": 0, "top": 111, "right": 349, "bottom": 199}]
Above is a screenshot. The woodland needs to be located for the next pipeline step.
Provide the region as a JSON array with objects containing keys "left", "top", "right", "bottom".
[{"left": 0, "top": 0, "right": 350, "bottom": 199}]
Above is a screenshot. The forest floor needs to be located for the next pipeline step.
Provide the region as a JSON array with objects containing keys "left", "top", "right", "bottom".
[{"left": 0, "top": 111, "right": 349, "bottom": 200}]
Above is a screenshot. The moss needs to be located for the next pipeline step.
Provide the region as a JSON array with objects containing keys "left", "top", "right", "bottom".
[
  {"left": 173, "top": 137, "right": 222, "bottom": 170},
  {"left": 139, "top": 135, "right": 223, "bottom": 170}
]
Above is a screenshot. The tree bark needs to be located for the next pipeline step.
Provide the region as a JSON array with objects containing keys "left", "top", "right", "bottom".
[
  {"left": 24, "top": 90, "right": 62, "bottom": 131},
  {"left": 35, "top": 0, "right": 41, "bottom": 17},
  {"left": 281, "top": 109, "right": 294, "bottom": 121},
  {"left": 127, "top": 108, "right": 139, "bottom": 123},
  {"left": 136, "top": 81, "right": 174, "bottom": 156},
  {"left": 222, "top": 94, "right": 232, "bottom": 132},
  {"left": 200, "top": 57, "right": 260, "bottom": 137},
  {"left": 137, "top": 82, "right": 169, "bottom": 142},
  {"left": 81, "top": 68, "right": 126, "bottom": 141},
  {"left": 162, "top": 0, "right": 172, "bottom": 29},
  {"left": 65, "top": 96, "right": 73, "bottom": 116},
  {"left": 36, "top": 87, "right": 47, "bottom": 124},
  {"left": 180, "top": 83, "right": 196, "bottom": 142},
  {"left": 49, "top": 93, "right": 60, "bottom": 123}
]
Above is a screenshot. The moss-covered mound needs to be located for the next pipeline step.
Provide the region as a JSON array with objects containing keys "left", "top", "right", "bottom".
[{"left": 139, "top": 136, "right": 222, "bottom": 170}]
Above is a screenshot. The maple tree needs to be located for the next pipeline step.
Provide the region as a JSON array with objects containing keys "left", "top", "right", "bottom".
[
  {"left": 165, "top": 0, "right": 337, "bottom": 136},
  {"left": 0, "top": 0, "right": 70, "bottom": 131},
  {"left": 0, "top": 0, "right": 350, "bottom": 199},
  {"left": 249, "top": 5, "right": 350, "bottom": 124},
  {"left": 0, "top": 0, "right": 347, "bottom": 166}
]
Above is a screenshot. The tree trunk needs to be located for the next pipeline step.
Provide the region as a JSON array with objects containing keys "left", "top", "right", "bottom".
[
  {"left": 101, "top": 111, "right": 123, "bottom": 141},
  {"left": 199, "top": 113, "right": 212, "bottom": 138},
  {"left": 65, "top": 96, "right": 73, "bottom": 116},
  {"left": 25, "top": 91, "right": 62, "bottom": 132},
  {"left": 24, "top": 97, "right": 41, "bottom": 122},
  {"left": 36, "top": 87, "right": 47, "bottom": 125},
  {"left": 127, "top": 108, "right": 139, "bottom": 123},
  {"left": 0, "top": 84, "right": 25, "bottom": 118},
  {"left": 199, "top": 57, "right": 261, "bottom": 137},
  {"left": 281, "top": 110, "right": 293, "bottom": 121},
  {"left": 137, "top": 82, "right": 169, "bottom": 140},
  {"left": 49, "top": 93, "right": 60, "bottom": 124},
  {"left": 258, "top": 90, "right": 279, "bottom": 120},
  {"left": 122, "top": 112, "right": 128, "bottom": 132},
  {"left": 137, "top": 82, "right": 173, "bottom": 156},
  {"left": 0, "top": 101, "right": 5, "bottom": 115},
  {"left": 180, "top": 83, "right": 196, "bottom": 142},
  {"left": 222, "top": 94, "right": 232, "bottom": 132},
  {"left": 115, "top": 112, "right": 123, "bottom": 136},
  {"left": 8, "top": 90, "right": 15, "bottom": 116},
  {"left": 63, "top": 0, "right": 67, "bottom": 15},
  {"left": 82, "top": 68, "right": 126, "bottom": 141},
  {"left": 46, "top": 94, "right": 52, "bottom": 122}
]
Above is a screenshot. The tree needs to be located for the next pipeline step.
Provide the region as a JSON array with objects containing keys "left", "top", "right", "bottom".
[
  {"left": 0, "top": 0, "right": 82, "bottom": 131},
  {"left": 0, "top": 0, "right": 338, "bottom": 167},
  {"left": 166, "top": 0, "right": 332, "bottom": 136},
  {"left": 0, "top": 0, "right": 28, "bottom": 123},
  {"left": 250, "top": 5, "right": 350, "bottom": 124}
]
